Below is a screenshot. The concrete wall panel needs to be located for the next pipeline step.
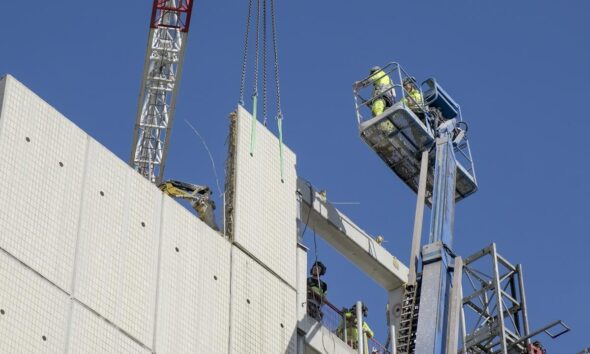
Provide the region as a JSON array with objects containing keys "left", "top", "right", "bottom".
[
  {"left": 0, "top": 75, "right": 87, "bottom": 292},
  {"left": 229, "top": 247, "right": 297, "bottom": 354},
  {"left": 67, "top": 303, "right": 150, "bottom": 354},
  {"left": 155, "top": 197, "right": 231, "bottom": 353},
  {"left": 232, "top": 105, "right": 298, "bottom": 287},
  {"left": 74, "top": 139, "right": 162, "bottom": 347},
  {"left": 0, "top": 251, "right": 70, "bottom": 354}
]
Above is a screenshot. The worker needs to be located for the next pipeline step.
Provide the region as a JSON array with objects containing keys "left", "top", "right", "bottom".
[
  {"left": 307, "top": 261, "right": 327, "bottom": 321},
  {"left": 368, "top": 66, "right": 396, "bottom": 117},
  {"left": 401, "top": 76, "right": 424, "bottom": 114},
  {"left": 337, "top": 303, "right": 374, "bottom": 352}
]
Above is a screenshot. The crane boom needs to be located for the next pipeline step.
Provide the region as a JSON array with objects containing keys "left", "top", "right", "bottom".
[{"left": 130, "top": 0, "right": 194, "bottom": 183}]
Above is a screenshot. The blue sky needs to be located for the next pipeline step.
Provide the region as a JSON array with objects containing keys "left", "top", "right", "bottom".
[{"left": 1, "top": 0, "right": 589, "bottom": 351}]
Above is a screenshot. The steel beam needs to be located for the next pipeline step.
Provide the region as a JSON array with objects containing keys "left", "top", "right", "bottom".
[{"left": 297, "top": 178, "right": 408, "bottom": 290}]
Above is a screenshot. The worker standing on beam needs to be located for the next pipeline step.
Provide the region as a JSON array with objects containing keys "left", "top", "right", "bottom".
[
  {"left": 307, "top": 261, "right": 328, "bottom": 321},
  {"left": 368, "top": 66, "right": 396, "bottom": 117}
]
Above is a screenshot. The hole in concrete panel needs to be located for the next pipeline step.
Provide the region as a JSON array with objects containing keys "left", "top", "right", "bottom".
[
  {"left": 246, "top": 299, "right": 250, "bottom": 304},
  {"left": 0, "top": 309, "right": 4, "bottom": 315},
  {"left": 25, "top": 137, "right": 31, "bottom": 142},
  {"left": 59, "top": 162, "right": 64, "bottom": 167},
  {"left": 99, "top": 191, "right": 105, "bottom": 197},
  {"left": 141, "top": 222, "right": 146, "bottom": 227},
  {"left": 281, "top": 179, "right": 284, "bottom": 183},
  {"left": 42, "top": 335, "right": 47, "bottom": 341},
  {"left": 213, "top": 275, "right": 218, "bottom": 280},
  {"left": 280, "top": 323, "right": 284, "bottom": 328},
  {"left": 175, "top": 247, "right": 179, "bottom": 253}
]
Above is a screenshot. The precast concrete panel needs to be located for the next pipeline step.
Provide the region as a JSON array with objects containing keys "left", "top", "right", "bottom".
[
  {"left": 67, "top": 303, "right": 150, "bottom": 354},
  {"left": 0, "top": 75, "right": 87, "bottom": 292},
  {"left": 0, "top": 251, "right": 70, "bottom": 353},
  {"left": 229, "top": 247, "right": 297, "bottom": 354},
  {"left": 155, "top": 197, "right": 231, "bottom": 353},
  {"left": 232, "top": 105, "right": 298, "bottom": 287},
  {"left": 0, "top": 76, "right": 6, "bottom": 114},
  {"left": 74, "top": 139, "right": 162, "bottom": 347}
]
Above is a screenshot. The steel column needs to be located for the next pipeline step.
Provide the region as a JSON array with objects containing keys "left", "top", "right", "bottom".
[
  {"left": 445, "top": 257, "right": 463, "bottom": 354},
  {"left": 517, "top": 264, "right": 531, "bottom": 343},
  {"left": 491, "top": 244, "right": 509, "bottom": 353},
  {"left": 408, "top": 149, "right": 429, "bottom": 285},
  {"left": 356, "top": 301, "right": 364, "bottom": 354}
]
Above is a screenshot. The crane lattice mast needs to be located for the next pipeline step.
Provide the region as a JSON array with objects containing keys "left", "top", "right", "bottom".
[{"left": 130, "top": 0, "right": 194, "bottom": 183}]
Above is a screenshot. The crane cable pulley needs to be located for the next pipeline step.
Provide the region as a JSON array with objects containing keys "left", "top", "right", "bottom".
[{"left": 239, "top": 0, "right": 285, "bottom": 181}]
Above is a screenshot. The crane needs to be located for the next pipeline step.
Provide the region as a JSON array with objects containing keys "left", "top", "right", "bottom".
[
  {"left": 130, "top": 0, "right": 193, "bottom": 184},
  {"left": 129, "top": 1, "right": 218, "bottom": 230}
]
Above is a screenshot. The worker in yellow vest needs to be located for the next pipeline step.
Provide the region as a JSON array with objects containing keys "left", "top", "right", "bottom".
[
  {"left": 337, "top": 304, "right": 374, "bottom": 352},
  {"left": 401, "top": 76, "right": 424, "bottom": 114},
  {"left": 368, "top": 66, "right": 396, "bottom": 117}
]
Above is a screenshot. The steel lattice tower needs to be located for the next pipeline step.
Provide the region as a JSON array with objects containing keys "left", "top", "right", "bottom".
[{"left": 130, "top": 0, "right": 194, "bottom": 183}]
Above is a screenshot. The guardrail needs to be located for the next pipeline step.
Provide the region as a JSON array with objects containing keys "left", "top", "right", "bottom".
[{"left": 307, "top": 289, "right": 391, "bottom": 354}]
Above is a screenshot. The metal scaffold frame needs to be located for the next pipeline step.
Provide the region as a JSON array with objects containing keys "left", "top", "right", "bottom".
[
  {"left": 460, "top": 244, "right": 569, "bottom": 353},
  {"left": 130, "top": 0, "right": 194, "bottom": 183}
]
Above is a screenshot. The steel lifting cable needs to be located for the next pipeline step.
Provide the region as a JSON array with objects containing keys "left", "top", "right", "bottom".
[
  {"left": 238, "top": 0, "right": 253, "bottom": 106},
  {"left": 270, "top": 0, "right": 285, "bottom": 181},
  {"left": 249, "top": 0, "right": 261, "bottom": 156},
  {"left": 262, "top": 0, "right": 268, "bottom": 126}
]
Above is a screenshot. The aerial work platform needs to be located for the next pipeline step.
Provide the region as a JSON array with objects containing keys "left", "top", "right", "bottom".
[{"left": 353, "top": 62, "right": 478, "bottom": 202}]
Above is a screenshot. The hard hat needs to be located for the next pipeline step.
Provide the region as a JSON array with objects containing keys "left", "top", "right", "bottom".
[
  {"left": 350, "top": 303, "right": 369, "bottom": 317},
  {"left": 311, "top": 261, "right": 327, "bottom": 276},
  {"left": 369, "top": 66, "right": 381, "bottom": 73},
  {"left": 403, "top": 76, "right": 416, "bottom": 85}
]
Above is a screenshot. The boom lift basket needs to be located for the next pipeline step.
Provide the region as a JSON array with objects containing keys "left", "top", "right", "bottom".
[{"left": 353, "top": 62, "right": 478, "bottom": 202}]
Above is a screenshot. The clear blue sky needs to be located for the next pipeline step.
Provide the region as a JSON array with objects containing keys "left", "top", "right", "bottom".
[{"left": 1, "top": 0, "right": 588, "bottom": 352}]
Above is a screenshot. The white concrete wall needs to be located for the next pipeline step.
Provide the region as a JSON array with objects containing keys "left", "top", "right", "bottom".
[
  {"left": 0, "top": 75, "right": 234, "bottom": 352},
  {"left": 229, "top": 247, "right": 297, "bottom": 353},
  {"left": 155, "top": 196, "right": 231, "bottom": 354},
  {"left": 0, "top": 251, "right": 70, "bottom": 353},
  {"left": 0, "top": 75, "right": 87, "bottom": 293},
  {"left": 232, "top": 105, "right": 298, "bottom": 287}
]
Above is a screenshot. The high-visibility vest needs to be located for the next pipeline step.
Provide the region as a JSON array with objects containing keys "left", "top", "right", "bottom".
[
  {"left": 307, "top": 277, "right": 327, "bottom": 298},
  {"left": 370, "top": 70, "right": 394, "bottom": 97},
  {"left": 402, "top": 88, "right": 423, "bottom": 107}
]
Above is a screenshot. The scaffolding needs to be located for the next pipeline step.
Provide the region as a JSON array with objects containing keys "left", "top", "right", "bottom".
[{"left": 460, "top": 244, "right": 570, "bottom": 353}]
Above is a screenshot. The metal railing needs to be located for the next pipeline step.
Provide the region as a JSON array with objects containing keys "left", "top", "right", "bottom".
[
  {"left": 352, "top": 62, "right": 431, "bottom": 132},
  {"left": 307, "top": 291, "right": 391, "bottom": 354},
  {"left": 352, "top": 61, "right": 478, "bottom": 188}
]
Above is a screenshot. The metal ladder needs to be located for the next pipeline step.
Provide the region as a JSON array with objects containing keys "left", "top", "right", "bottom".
[{"left": 397, "top": 281, "right": 421, "bottom": 353}]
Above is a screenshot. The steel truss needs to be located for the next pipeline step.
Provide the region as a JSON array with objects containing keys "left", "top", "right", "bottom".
[
  {"left": 130, "top": 0, "right": 194, "bottom": 183},
  {"left": 460, "top": 244, "right": 569, "bottom": 353}
]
